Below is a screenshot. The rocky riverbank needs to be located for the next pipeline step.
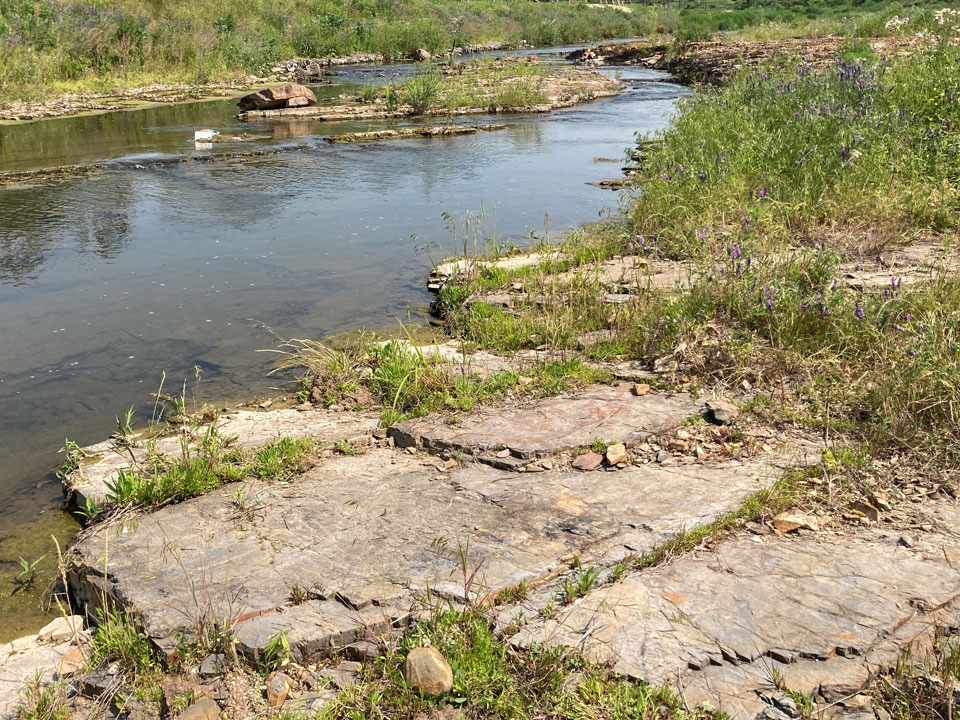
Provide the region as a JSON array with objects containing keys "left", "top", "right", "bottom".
[
  {"left": 3, "top": 225, "right": 957, "bottom": 719},
  {"left": 4, "top": 36, "right": 959, "bottom": 720}
]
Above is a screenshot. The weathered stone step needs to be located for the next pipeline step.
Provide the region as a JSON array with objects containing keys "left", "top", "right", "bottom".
[
  {"left": 389, "top": 383, "right": 702, "bottom": 460},
  {"left": 64, "top": 408, "right": 379, "bottom": 509},
  {"left": 510, "top": 498, "right": 960, "bottom": 719},
  {"left": 68, "top": 439, "right": 810, "bottom": 663}
]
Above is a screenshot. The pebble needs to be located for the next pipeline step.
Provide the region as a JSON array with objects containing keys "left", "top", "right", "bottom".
[
  {"left": 772, "top": 513, "right": 819, "bottom": 533},
  {"left": 656, "top": 450, "right": 670, "bottom": 463},
  {"left": 572, "top": 452, "right": 604, "bottom": 471},
  {"left": 267, "top": 671, "right": 292, "bottom": 708},
  {"left": 605, "top": 442, "right": 628, "bottom": 466},
  {"left": 38, "top": 615, "right": 85, "bottom": 644},
  {"left": 631, "top": 383, "right": 651, "bottom": 396},
  {"left": 706, "top": 400, "right": 739, "bottom": 425}
]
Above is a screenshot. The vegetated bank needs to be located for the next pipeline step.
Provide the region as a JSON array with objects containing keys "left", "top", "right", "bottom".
[
  {"left": 0, "top": 0, "right": 948, "bottom": 112},
  {"left": 0, "top": 0, "right": 671, "bottom": 107}
]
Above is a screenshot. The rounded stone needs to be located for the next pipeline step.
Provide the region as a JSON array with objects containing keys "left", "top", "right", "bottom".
[{"left": 403, "top": 647, "right": 453, "bottom": 695}]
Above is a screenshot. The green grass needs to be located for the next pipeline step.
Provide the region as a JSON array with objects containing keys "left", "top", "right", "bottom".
[
  {"left": 317, "top": 607, "right": 713, "bottom": 720},
  {"left": 875, "top": 632, "right": 960, "bottom": 720},
  {"left": 672, "top": 0, "right": 951, "bottom": 43},
  {"left": 630, "top": 42, "right": 960, "bottom": 259},
  {"left": 0, "top": 0, "right": 674, "bottom": 104},
  {"left": 102, "top": 428, "right": 314, "bottom": 511},
  {"left": 434, "top": 43, "right": 960, "bottom": 467},
  {"left": 273, "top": 334, "right": 610, "bottom": 428},
  {"left": 359, "top": 60, "right": 554, "bottom": 115}
]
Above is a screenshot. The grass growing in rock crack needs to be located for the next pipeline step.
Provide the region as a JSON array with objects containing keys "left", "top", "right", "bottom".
[
  {"left": 271, "top": 334, "right": 610, "bottom": 428},
  {"left": 102, "top": 429, "right": 315, "bottom": 511},
  {"left": 873, "top": 631, "right": 960, "bottom": 720}
]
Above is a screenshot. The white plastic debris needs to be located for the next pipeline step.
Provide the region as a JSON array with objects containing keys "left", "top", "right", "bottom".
[{"left": 194, "top": 128, "right": 218, "bottom": 141}]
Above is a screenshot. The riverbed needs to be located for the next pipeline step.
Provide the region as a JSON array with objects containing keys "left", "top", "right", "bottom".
[{"left": 0, "top": 49, "right": 686, "bottom": 538}]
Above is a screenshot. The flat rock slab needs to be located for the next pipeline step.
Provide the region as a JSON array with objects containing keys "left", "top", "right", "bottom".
[
  {"left": 428, "top": 251, "right": 561, "bottom": 293},
  {"left": 512, "top": 519, "right": 960, "bottom": 718},
  {"left": 64, "top": 409, "right": 379, "bottom": 508},
  {"left": 840, "top": 241, "right": 959, "bottom": 290},
  {"left": 390, "top": 384, "right": 701, "bottom": 458},
  {"left": 382, "top": 340, "right": 571, "bottom": 380},
  {"left": 559, "top": 255, "right": 690, "bottom": 292},
  {"left": 68, "top": 443, "right": 800, "bottom": 663},
  {"left": 1, "top": 617, "right": 88, "bottom": 719}
]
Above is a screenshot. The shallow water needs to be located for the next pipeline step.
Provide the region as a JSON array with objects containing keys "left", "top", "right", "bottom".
[{"left": 0, "top": 54, "right": 686, "bottom": 533}]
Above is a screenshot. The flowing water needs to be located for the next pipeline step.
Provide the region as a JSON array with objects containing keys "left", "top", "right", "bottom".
[{"left": 0, "top": 49, "right": 687, "bottom": 538}]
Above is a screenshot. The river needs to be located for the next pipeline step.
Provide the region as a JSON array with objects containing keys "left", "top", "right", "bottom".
[{"left": 0, "top": 47, "right": 687, "bottom": 537}]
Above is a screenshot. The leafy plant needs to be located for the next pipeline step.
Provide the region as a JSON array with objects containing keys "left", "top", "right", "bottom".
[
  {"left": 262, "top": 631, "right": 290, "bottom": 670},
  {"left": 15, "top": 555, "right": 46, "bottom": 590},
  {"left": 560, "top": 564, "right": 600, "bottom": 604}
]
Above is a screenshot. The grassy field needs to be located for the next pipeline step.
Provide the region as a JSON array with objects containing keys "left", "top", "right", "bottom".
[
  {"left": 0, "top": 0, "right": 670, "bottom": 104},
  {"left": 0, "top": 0, "right": 950, "bottom": 105}
]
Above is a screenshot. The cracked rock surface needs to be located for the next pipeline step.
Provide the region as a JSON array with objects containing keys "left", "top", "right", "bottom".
[
  {"left": 390, "top": 384, "right": 702, "bottom": 458},
  {"left": 68, "top": 392, "right": 802, "bottom": 664},
  {"left": 510, "top": 515, "right": 960, "bottom": 718}
]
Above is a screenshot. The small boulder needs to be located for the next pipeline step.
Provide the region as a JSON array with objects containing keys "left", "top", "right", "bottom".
[
  {"left": 403, "top": 647, "right": 453, "bottom": 695},
  {"left": 631, "top": 383, "right": 650, "bottom": 396},
  {"left": 706, "top": 399, "right": 739, "bottom": 425},
  {"left": 604, "top": 443, "right": 627, "bottom": 466},
  {"left": 413, "top": 48, "right": 432, "bottom": 62},
  {"left": 772, "top": 513, "right": 819, "bottom": 533},
  {"left": 238, "top": 85, "right": 317, "bottom": 111},
  {"left": 175, "top": 698, "right": 220, "bottom": 720},
  {"left": 38, "top": 615, "right": 85, "bottom": 644}
]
